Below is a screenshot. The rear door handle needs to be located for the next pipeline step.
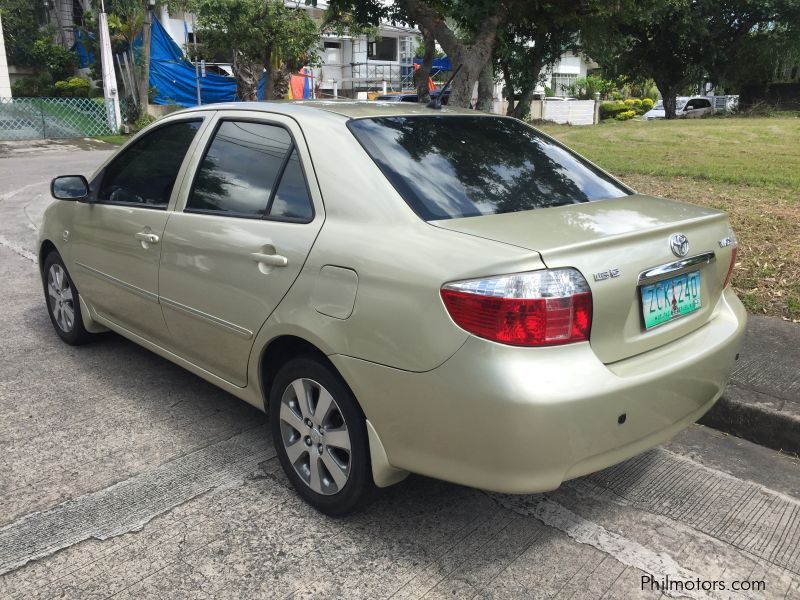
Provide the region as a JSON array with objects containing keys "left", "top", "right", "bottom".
[
  {"left": 251, "top": 252, "right": 288, "bottom": 267},
  {"left": 135, "top": 232, "right": 160, "bottom": 244}
]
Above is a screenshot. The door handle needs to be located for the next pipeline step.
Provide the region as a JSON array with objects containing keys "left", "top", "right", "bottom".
[
  {"left": 135, "top": 232, "right": 160, "bottom": 244},
  {"left": 251, "top": 252, "right": 288, "bottom": 267}
]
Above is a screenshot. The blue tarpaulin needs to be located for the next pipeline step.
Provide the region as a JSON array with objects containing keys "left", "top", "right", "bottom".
[
  {"left": 71, "top": 29, "right": 95, "bottom": 69},
  {"left": 142, "top": 15, "right": 265, "bottom": 106},
  {"left": 413, "top": 57, "right": 452, "bottom": 72}
]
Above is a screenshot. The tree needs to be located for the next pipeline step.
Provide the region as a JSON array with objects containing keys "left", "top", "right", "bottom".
[
  {"left": 0, "top": 0, "right": 45, "bottom": 66},
  {"left": 413, "top": 26, "right": 435, "bottom": 103},
  {"left": 321, "top": 0, "right": 518, "bottom": 108},
  {"left": 192, "top": 0, "right": 320, "bottom": 101},
  {"left": 496, "top": 6, "right": 580, "bottom": 119},
  {"left": 583, "top": 0, "right": 800, "bottom": 118}
]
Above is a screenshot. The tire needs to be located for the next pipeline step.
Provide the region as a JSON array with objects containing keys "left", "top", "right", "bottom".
[
  {"left": 42, "top": 251, "right": 95, "bottom": 345},
  {"left": 269, "top": 356, "right": 374, "bottom": 516}
]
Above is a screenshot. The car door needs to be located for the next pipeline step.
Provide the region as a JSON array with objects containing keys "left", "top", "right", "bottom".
[
  {"left": 70, "top": 117, "right": 207, "bottom": 344},
  {"left": 158, "top": 112, "right": 324, "bottom": 387}
]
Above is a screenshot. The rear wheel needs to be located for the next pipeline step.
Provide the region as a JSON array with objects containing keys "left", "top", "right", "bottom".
[
  {"left": 269, "top": 356, "right": 374, "bottom": 516},
  {"left": 42, "top": 251, "right": 95, "bottom": 345}
]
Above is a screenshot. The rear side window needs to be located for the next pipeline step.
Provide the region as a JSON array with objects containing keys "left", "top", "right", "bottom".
[
  {"left": 187, "top": 120, "right": 313, "bottom": 221},
  {"left": 99, "top": 120, "right": 201, "bottom": 208},
  {"left": 348, "top": 116, "right": 629, "bottom": 221}
]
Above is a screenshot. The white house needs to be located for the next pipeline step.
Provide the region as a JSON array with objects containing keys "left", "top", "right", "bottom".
[
  {"left": 157, "top": 1, "right": 420, "bottom": 98},
  {"left": 539, "top": 50, "right": 599, "bottom": 96}
]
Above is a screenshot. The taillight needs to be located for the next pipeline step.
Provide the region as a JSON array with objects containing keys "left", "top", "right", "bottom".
[
  {"left": 440, "top": 268, "right": 592, "bottom": 347},
  {"left": 723, "top": 228, "right": 738, "bottom": 288}
]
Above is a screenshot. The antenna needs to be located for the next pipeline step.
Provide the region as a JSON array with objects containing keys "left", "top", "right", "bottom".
[{"left": 426, "top": 64, "right": 462, "bottom": 110}]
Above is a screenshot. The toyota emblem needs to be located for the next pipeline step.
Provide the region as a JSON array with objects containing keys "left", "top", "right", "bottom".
[{"left": 670, "top": 233, "right": 690, "bottom": 257}]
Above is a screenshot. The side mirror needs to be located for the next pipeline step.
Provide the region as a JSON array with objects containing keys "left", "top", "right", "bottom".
[
  {"left": 51, "top": 175, "right": 89, "bottom": 201},
  {"left": 684, "top": 105, "right": 694, "bottom": 111}
]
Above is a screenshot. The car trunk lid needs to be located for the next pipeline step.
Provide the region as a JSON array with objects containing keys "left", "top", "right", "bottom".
[{"left": 431, "top": 194, "right": 735, "bottom": 363}]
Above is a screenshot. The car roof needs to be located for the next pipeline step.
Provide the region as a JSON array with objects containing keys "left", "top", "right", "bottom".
[{"left": 174, "top": 100, "right": 477, "bottom": 121}]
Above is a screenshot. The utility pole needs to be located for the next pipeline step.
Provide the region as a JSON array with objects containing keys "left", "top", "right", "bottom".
[
  {"left": 99, "top": 0, "right": 122, "bottom": 130},
  {"left": 192, "top": 13, "right": 201, "bottom": 105},
  {"left": 138, "top": 1, "right": 153, "bottom": 110}
]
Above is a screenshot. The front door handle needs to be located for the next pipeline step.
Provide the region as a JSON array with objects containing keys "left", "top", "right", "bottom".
[
  {"left": 135, "top": 231, "right": 160, "bottom": 244},
  {"left": 251, "top": 252, "right": 288, "bottom": 267}
]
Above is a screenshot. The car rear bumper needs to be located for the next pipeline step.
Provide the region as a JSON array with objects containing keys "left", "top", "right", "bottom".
[{"left": 331, "top": 288, "right": 747, "bottom": 494}]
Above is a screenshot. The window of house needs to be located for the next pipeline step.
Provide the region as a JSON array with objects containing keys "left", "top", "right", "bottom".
[
  {"left": 551, "top": 73, "right": 578, "bottom": 95},
  {"left": 98, "top": 120, "right": 202, "bottom": 208},
  {"left": 368, "top": 37, "right": 397, "bottom": 61},
  {"left": 188, "top": 120, "right": 313, "bottom": 221},
  {"left": 324, "top": 41, "right": 341, "bottom": 49}
]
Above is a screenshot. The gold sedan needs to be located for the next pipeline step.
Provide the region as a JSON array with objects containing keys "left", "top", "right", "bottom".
[{"left": 40, "top": 102, "right": 746, "bottom": 515}]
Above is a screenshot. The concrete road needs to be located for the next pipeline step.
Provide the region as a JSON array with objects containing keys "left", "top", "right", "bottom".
[{"left": 2, "top": 141, "right": 800, "bottom": 599}]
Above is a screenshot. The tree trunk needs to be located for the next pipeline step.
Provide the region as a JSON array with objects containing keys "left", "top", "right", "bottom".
[
  {"left": 233, "top": 53, "right": 259, "bottom": 101},
  {"left": 263, "top": 44, "right": 274, "bottom": 100},
  {"left": 396, "top": 0, "right": 508, "bottom": 108},
  {"left": 501, "top": 59, "right": 515, "bottom": 116},
  {"left": 657, "top": 82, "right": 679, "bottom": 119},
  {"left": 476, "top": 60, "right": 494, "bottom": 112},
  {"left": 414, "top": 26, "right": 435, "bottom": 104},
  {"left": 137, "top": 7, "right": 152, "bottom": 108},
  {"left": 511, "top": 87, "right": 534, "bottom": 120}
]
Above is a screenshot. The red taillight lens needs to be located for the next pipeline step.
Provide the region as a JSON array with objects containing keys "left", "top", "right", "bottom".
[{"left": 440, "top": 269, "right": 593, "bottom": 347}]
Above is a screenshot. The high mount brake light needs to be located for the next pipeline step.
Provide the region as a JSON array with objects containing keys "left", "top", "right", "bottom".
[
  {"left": 440, "top": 268, "right": 593, "bottom": 347},
  {"left": 723, "top": 228, "right": 738, "bottom": 289}
]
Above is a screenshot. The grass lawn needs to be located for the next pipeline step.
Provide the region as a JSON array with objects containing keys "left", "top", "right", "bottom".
[{"left": 538, "top": 116, "right": 800, "bottom": 321}]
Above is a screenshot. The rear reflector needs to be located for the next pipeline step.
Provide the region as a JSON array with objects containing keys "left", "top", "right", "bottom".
[{"left": 441, "top": 268, "right": 592, "bottom": 346}]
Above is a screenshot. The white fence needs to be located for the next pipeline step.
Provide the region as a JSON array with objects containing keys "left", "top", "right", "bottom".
[{"left": 496, "top": 99, "right": 599, "bottom": 125}]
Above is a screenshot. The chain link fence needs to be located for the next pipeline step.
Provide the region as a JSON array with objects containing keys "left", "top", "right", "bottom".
[{"left": 0, "top": 97, "right": 128, "bottom": 141}]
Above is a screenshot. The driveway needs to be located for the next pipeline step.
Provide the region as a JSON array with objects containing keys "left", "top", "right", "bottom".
[{"left": 1, "top": 141, "right": 800, "bottom": 599}]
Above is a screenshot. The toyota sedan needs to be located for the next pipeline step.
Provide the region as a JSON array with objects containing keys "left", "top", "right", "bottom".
[{"left": 41, "top": 101, "right": 746, "bottom": 515}]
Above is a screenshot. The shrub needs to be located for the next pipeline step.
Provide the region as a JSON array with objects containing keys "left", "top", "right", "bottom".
[
  {"left": 133, "top": 113, "right": 156, "bottom": 132},
  {"left": 641, "top": 97, "right": 655, "bottom": 111},
  {"left": 615, "top": 110, "right": 637, "bottom": 121},
  {"left": 10, "top": 73, "right": 54, "bottom": 97},
  {"left": 53, "top": 76, "right": 91, "bottom": 97},
  {"left": 600, "top": 101, "right": 628, "bottom": 120},
  {"left": 30, "top": 38, "right": 77, "bottom": 81}
]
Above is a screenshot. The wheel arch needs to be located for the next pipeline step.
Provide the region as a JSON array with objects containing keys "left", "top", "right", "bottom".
[
  {"left": 38, "top": 239, "right": 58, "bottom": 273},
  {"left": 258, "top": 333, "right": 408, "bottom": 488}
]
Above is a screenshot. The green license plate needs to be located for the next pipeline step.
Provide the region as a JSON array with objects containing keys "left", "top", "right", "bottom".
[{"left": 640, "top": 271, "right": 702, "bottom": 329}]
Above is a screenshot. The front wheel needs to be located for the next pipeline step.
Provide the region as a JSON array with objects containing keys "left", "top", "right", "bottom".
[
  {"left": 42, "top": 251, "right": 95, "bottom": 345},
  {"left": 269, "top": 356, "right": 374, "bottom": 516}
]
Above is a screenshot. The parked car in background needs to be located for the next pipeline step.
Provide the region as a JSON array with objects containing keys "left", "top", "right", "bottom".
[
  {"left": 41, "top": 101, "right": 745, "bottom": 515},
  {"left": 644, "top": 97, "right": 715, "bottom": 120}
]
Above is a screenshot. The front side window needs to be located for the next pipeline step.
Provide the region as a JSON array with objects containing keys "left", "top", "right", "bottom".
[
  {"left": 99, "top": 120, "right": 201, "bottom": 208},
  {"left": 348, "top": 115, "right": 630, "bottom": 221},
  {"left": 188, "top": 120, "right": 313, "bottom": 221}
]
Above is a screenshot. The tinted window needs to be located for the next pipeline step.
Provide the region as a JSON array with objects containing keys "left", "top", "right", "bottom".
[
  {"left": 348, "top": 116, "right": 629, "bottom": 221},
  {"left": 269, "top": 149, "right": 313, "bottom": 221},
  {"left": 99, "top": 120, "right": 201, "bottom": 207},
  {"left": 188, "top": 121, "right": 291, "bottom": 217}
]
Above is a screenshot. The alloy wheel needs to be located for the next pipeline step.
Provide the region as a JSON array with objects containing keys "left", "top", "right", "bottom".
[
  {"left": 278, "top": 378, "right": 352, "bottom": 495},
  {"left": 47, "top": 264, "right": 75, "bottom": 333}
]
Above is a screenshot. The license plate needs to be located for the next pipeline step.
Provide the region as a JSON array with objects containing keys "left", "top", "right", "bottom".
[{"left": 640, "top": 271, "right": 701, "bottom": 329}]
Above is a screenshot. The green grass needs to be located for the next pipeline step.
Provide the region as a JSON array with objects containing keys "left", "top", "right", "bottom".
[
  {"left": 537, "top": 116, "right": 800, "bottom": 321},
  {"left": 537, "top": 116, "right": 800, "bottom": 191}
]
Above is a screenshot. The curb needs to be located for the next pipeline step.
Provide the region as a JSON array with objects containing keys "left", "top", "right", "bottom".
[{"left": 700, "top": 383, "right": 800, "bottom": 457}]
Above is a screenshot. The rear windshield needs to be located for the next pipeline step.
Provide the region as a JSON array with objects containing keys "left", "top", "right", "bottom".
[{"left": 348, "top": 115, "right": 630, "bottom": 221}]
